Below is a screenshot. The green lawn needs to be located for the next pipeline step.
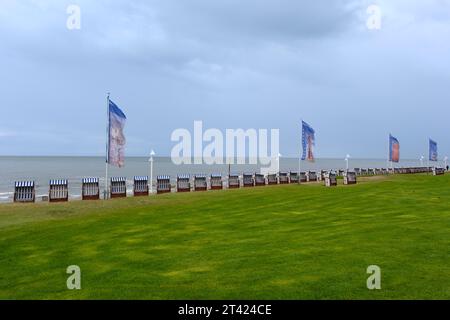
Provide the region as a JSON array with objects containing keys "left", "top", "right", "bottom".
[{"left": 0, "top": 174, "right": 449, "bottom": 299}]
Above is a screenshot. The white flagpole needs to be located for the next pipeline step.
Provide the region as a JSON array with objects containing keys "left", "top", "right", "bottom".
[
  {"left": 105, "top": 93, "right": 110, "bottom": 200},
  {"left": 298, "top": 157, "right": 301, "bottom": 175},
  {"left": 299, "top": 119, "right": 302, "bottom": 182},
  {"left": 386, "top": 136, "right": 389, "bottom": 172}
]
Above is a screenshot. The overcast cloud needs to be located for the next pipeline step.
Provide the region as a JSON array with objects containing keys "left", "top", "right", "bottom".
[{"left": 1, "top": 0, "right": 449, "bottom": 158}]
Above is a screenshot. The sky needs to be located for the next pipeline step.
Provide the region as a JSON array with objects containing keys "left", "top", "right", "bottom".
[{"left": 0, "top": 0, "right": 449, "bottom": 158}]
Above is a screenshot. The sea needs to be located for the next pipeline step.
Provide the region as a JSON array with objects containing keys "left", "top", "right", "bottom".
[{"left": 0, "top": 156, "right": 431, "bottom": 203}]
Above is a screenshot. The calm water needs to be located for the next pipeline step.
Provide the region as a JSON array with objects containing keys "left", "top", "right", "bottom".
[{"left": 0, "top": 156, "right": 429, "bottom": 202}]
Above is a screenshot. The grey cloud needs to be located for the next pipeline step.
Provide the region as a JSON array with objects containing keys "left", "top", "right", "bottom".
[{"left": 0, "top": 0, "right": 449, "bottom": 158}]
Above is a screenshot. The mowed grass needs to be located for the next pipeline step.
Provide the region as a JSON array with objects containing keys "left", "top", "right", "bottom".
[{"left": 0, "top": 174, "right": 449, "bottom": 299}]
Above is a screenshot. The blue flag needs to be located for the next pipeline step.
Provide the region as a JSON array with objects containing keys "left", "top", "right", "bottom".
[
  {"left": 302, "top": 121, "right": 315, "bottom": 162},
  {"left": 429, "top": 139, "right": 438, "bottom": 162},
  {"left": 107, "top": 100, "right": 127, "bottom": 167},
  {"left": 389, "top": 134, "right": 400, "bottom": 163}
]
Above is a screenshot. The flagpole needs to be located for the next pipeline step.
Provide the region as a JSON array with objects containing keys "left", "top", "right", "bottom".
[
  {"left": 105, "top": 93, "right": 110, "bottom": 200},
  {"left": 388, "top": 134, "right": 390, "bottom": 174},
  {"left": 298, "top": 119, "right": 302, "bottom": 183}
]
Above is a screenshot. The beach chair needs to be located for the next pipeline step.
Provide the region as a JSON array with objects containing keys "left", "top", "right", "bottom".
[
  {"left": 82, "top": 178, "right": 99, "bottom": 200},
  {"left": 110, "top": 177, "right": 127, "bottom": 198},
  {"left": 324, "top": 172, "right": 337, "bottom": 187},
  {"left": 255, "top": 173, "right": 266, "bottom": 186},
  {"left": 194, "top": 174, "right": 207, "bottom": 191},
  {"left": 279, "top": 172, "right": 289, "bottom": 184},
  {"left": 267, "top": 174, "right": 278, "bottom": 185},
  {"left": 243, "top": 173, "right": 254, "bottom": 187},
  {"left": 134, "top": 176, "right": 150, "bottom": 196},
  {"left": 299, "top": 171, "right": 307, "bottom": 183},
  {"left": 177, "top": 174, "right": 191, "bottom": 192},
  {"left": 14, "top": 181, "right": 35, "bottom": 203},
  {"left": 155, "top": 176, "right": 170, "bottom": 194},
  {"left": 210, "top": 174, "right": 223, "bottom": 190},
  {"left": 49, "top": 179, "right": 68, "bottom": 202},
  {"left": 289, "top": 172, "right": 299, "bottom": 183},
  {"left": 228, "top": 173, "right": 240, "bottom": 189},
  {"left": 343, "top": 171, "right": 357, "bottom": 185},
  {"left": 306, "top": 171, "right": 317, "bottom": 182}
]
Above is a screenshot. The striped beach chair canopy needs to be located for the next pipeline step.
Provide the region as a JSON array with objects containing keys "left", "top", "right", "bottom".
[
  {"left": 15, "top": 181, "right": 34, "bottom": 188},
  {"left": 111, "top": 177, "right": 126, "bottom": 182},
  {"left": 177, "top": 174, "right": 190, "bottom": 180},
  {"left": 279, "top": 172, "right": 288, "bottom": 175},
  {"left": 82, "top": 177, "right": 99, "bottom": 184},
  {"left": 211, "top": 173, "right": 222, "bottom": 178},
  {"left": 157, "top": 175, "right": 170, "bottom": 180},
  {"left": 49, "top": 179, "right": 68, "bottom": 186},
  {"left": 194, "top": 174, "right": 207, "bottom": 179},
  {"left": 243, "top": 173, "right": 253, "bottom": 177},
  {"left": 134, "top": 176, "right": 148, "bottom": 181},
  {"left": 229, "top": 173, "right": 240, "bottom": 178}
]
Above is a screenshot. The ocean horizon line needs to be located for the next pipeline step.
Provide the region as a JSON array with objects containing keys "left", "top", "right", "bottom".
[{"left": 0, "top": 155, "right": 422, "bottom": 161}]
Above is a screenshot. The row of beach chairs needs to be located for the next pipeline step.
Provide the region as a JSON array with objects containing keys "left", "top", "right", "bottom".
[
  {"left": 13, "top": 177, "right": 149, "bottom": 203},
  {"left": 353, "top": 167, "right": 435, "bottom": 176},
  {"left": 11, "top": 171, "right": 353, "bottom": 203},
  {"left": 11, "top": 166, "right": 445, "bottom": 203},
  {"left": 354, "top": 168, "right": 390, "bottom": 176}
]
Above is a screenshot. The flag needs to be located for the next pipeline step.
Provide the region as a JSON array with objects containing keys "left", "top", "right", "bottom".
[
  {"left": 389, "top": 134, "right": 400, "bottom": 163},
  {"left": 107, "top": 99, "right": 127, "bottom": 167},
  {"left": 429, "top": 139, "right": 438, "bottom": 162},
  {"left": 302, "top": 121, "right": 315, "bottom": 162}
]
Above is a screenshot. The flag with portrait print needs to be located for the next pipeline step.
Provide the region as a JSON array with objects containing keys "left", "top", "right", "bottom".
[
  {"left": 107, "top": 100, "right": 127, "bottom": 167},
  {"left": 389, "top": 134, "right": 400, "bottom": 163},
  {"left": 302, "top": 121, "right": 315, "bottom": 162},
  {"left": 429, "top": 139, "right": 438, "bottom": 162}
]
